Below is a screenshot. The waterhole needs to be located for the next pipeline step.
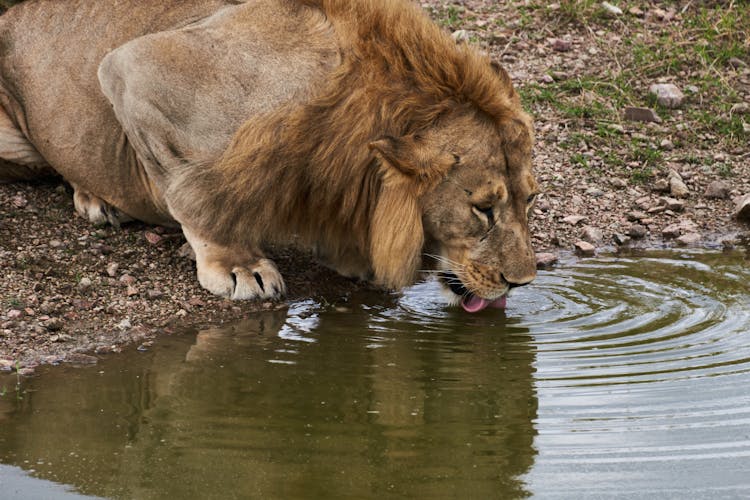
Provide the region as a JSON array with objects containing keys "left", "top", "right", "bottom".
[{"left": 0, "top": 250, "right": 748, "bottom": 499}]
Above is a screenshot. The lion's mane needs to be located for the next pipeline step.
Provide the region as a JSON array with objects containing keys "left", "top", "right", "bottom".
[{"left": 168, "top": 0, "right": 530, "bottom": 289}]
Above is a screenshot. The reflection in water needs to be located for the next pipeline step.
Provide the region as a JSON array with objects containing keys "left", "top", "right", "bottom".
[
  {"left": 0, "top": 294, "right": 537, "bottom": 499},
  {"left": 1, "top": 250, "right": 749, "bottom": 499}
]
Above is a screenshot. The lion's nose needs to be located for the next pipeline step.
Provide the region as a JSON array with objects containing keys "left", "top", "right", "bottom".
[{"left": 502, "top": 273, "right": 535, "bottom": 289}]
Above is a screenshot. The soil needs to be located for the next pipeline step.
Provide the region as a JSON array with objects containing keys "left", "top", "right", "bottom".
[{"left": 1, "top": 1, "right": 749, "bottom": 374}]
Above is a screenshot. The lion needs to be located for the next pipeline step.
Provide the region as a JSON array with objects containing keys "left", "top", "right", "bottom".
[{"left": 0, "top": 0, "right": 538, "bottom": 312}]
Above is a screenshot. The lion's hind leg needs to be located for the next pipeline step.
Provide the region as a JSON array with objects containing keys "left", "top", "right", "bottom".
[
  {"left": 182, "top": 226, "right": 286, "bottom": 301},
  {"left": 71, "top": 182, "right": 133, "bottom": 228},
  {"left": 0, "top": 103, "right": 54, "bottom": 182}
]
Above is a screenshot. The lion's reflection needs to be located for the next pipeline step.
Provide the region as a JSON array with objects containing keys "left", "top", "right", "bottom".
[{"left": 0, "top": 302, "right": 537, "bottom": 498}]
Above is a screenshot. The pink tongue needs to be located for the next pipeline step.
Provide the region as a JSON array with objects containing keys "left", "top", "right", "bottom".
[{"left": 460, "top": 295, "right": 507, "bottom": 313}]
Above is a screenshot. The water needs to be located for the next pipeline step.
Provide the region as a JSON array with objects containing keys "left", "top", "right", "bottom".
[{"left": 0, "top": 250, "right": 748, "bottom": 499}]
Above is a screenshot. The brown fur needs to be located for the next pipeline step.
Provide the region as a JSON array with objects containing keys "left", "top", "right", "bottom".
[{"left": 168, "top": 0, "right": 531, "bottom": 289}]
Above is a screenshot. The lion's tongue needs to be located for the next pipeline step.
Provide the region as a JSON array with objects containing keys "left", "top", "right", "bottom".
[{"left": 460, "top": 295, "right": 507, "bottom": 313}]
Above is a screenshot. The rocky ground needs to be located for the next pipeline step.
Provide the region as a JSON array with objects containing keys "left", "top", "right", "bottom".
[{"left": 1, "top": 0, "right": 749, "bottom": 374}]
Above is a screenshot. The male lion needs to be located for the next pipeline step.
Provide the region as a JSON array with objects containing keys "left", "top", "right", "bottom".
[{"left": 0, "top": 0, "right": 538, "bottom": 312}]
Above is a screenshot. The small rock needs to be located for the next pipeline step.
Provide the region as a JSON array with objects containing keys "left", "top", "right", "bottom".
[
  {"left": 119, "top": 274, "right": 136, "bottom": 285},
  {"left": 613, "top": 233, "right": 631, "bottom": 246},
  {"left": 704, "top": 180, "right": 731, "bottom": 200},
  {"left": 628, "top": 224, "right": 648, "bottom": 239},
  {"left": 539, "top": 74, "right": 555, "bottom": 84},
  {"left": 0, "top": 359, "right": 14, "bottom": 371},
  {"left": 451, "top": 29, "right": 469, "bottom": 42},
  {"left": 551, "top": 38, "right": 572, "bottom": 52},
  {"left": 659, "top": 139, "right": 674, "bottom": 150},
  {"left": 730, "top": 103, "right": 749, "bottom": 115},
  {"left": 535, "top": 252, "right": 558, "bottom": 269},
  {"left": 649, "top": 83, "right": 685, "bottom": 108},
  {"left": 610, "top": 178, "right": 628, "bottom": 189},
  {"left": 624, "top": 106, "right": 662, "bottom": 123},
  {"left": 662, "top": 223, "right": 682, "bottom": 238},
  {"left": 11, "top": 194, "right": 28, "bottom": 208},
  {"left": 601, "top": 2, "right": 622, "bottom": 16},
  {"left": 627, "top": 211, "right": 648, "bottom": 221},
  {"left": 126, "top": 285, "right": 139, "bottom": 297},
  {"left": 78, "top": 277, "right": 93, "bottom": 291},
  {"left": 562, "top": 215, "right": 587, "bottom": 225},
  {"left": 661, "top": 197, "right": 685, "bottom": 211},
  {"left": 628, "top": 6, "right": 644, "bottom": 17},
  {"left": 653, "top": 178, "right": 670, "bottom": 192},
  {"left": 581, "top": 225, "right": 603, "bottom": 244},
  {"left": 668, "top": 171, "right": 689, "bottom": 198},
  {"left": 574, "top": 241, "right": 596, "bottom": 257},
  {"left": 647, "top": 205, "right": 666, "bottom": 214},
  {"left": 49, "top": 239, "right": 64, "bottom": 249},
  {"left": 7, "top": 309, "right": 22, "bottom": 319},
  {"left": 144, "top": 231, "right": 163, "bottom": 245},
  {"left": 117, "top": 318, "right": 132, "bottom": 330},
  {"left": 676, "top": 233, "right": 701, "bottom": 246},
  {"left": 178, "top": 242, "right": 197, "bottom": 261},
  {"left": 106, "top": 262, "right": 119, "bottom": 277},
  {"left": 147, "top": 289, "right": 164, "bottom": 299},
  {"left": 734, "top": 194, "right": 750, "bottom": 222},
  {"left": 43, "top": 317, "right": 64, "bottom": 331},
  {"left": 17, "top": 367, "right": 36, "bottom": 377}
]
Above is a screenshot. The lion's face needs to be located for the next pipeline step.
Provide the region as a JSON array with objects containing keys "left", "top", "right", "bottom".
[{"left": 419, "top": 111, "right": 538, "bottom": 312}]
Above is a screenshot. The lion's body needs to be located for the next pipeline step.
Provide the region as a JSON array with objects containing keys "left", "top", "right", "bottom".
[{"left": 0, "top": 0, "right": 539, "bottom": 307}]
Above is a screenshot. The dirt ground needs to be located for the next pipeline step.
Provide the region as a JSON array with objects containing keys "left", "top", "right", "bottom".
[{"left": 1, "top": 1, "right": 748, "bottom": 373}]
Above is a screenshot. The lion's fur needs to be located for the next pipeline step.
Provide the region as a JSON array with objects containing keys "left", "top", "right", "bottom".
[{"left": 168, "top": 0, "right": 531, "bottom": 289}]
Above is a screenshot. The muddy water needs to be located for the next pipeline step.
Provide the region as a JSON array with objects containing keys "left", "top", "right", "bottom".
[{"left": 0, "top": 250, "right": 748, "bottom": 499}]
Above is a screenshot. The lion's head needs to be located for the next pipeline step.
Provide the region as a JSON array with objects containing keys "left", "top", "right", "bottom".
[{"left": 369, "top": 104, "right": 538, "bottom": 312}]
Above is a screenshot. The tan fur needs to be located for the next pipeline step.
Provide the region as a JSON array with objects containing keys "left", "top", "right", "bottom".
[{"left": 1, "top": 0, "right": 538, "bottom": 301}]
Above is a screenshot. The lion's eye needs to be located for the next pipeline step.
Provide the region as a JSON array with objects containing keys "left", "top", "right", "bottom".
[{"left": 472, "top": 205, "right": 495, "bottom": 226}]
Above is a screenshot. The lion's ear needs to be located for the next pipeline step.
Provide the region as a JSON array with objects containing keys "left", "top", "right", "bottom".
[{"left": 369, "top": 134, "right": 451, "bottom": 183}]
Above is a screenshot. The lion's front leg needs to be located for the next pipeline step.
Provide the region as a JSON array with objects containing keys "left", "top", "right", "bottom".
[{"left": 182, "top": 226, "right": 286, "bottom": 301}]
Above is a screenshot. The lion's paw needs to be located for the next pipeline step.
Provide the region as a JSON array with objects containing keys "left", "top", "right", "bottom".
[
  {"left": 198, "top": 258, "right": 286, "bottom": 301},
  {"left": 72, "top": 184, "right": 131, "bottom": 228}
]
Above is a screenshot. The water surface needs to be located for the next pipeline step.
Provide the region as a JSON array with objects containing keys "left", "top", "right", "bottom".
[{"left": 1, "top": 250, "right": 748, "bottom": 499}]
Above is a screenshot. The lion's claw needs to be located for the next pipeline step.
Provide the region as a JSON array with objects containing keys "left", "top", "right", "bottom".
[{"left": 228, "top": 259, "right": 286, "bottom": 300}]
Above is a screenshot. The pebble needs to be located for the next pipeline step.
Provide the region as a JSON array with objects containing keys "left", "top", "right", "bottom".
[
  {"left": 662, "top": 223, "right": 682, "bottom": 238},
  {"left": 78, "top": 277, "right": 93, "bottom": 291},
  {"left": 451, "top": 30, "right": 469, "bottom": 42},
  {"left": 119, "top": 274, "right": 136, "bottom": 285},
  {"left": 628, "top": 224, "right": 648, "bottom": 239},
  {"left": 43, "top": 317, "right": 64, "bottom": 331},
  {"left": 730, "top": 103, "right": 749, "bottom": 115},
  {"left": 668, "top": 171, "right": 689, "bottom": 198},
  {"left": 705, "top": 180, "right": 731, "bottom": 200},
  {"left": 653, "top": 178, "right": 670, "bottom": 192},
  {"left": 601, "top": 2, "right": 623, "bottom": 15},
  {"left": 734, "top": 194, "right": 750, "bottom": 221},
  {"left": 627, "top": 211, "right": 648, "bottom": 221},
  {"left": 0, "top": 359, "right": 14, "bottom": 371},
  {"left": 117, "top": 318, "right": 132, "bottom": 330},
  {"left": 581, "top": 225, "right": 603, "bottom": 244},
  {"left": 613, "top": 233, "right": 631, "bottom": 246},
  {"left": 649, "top": 83, "right": 685, "bottom": 108},
  {"left": 624, "top": 107, "right": 662, "bottom": 123},
  {"left": 551, "top": 38, "right": 572, "bottom": 52},
  {"left": 106, "top": 262, "right": 119, "bottom": 277},
  {"left": 7, "top": 309, "right": 22, "bottom": 319},
  {"left": 676, "top": 233, "right": 701, "bottom": 246},
  {"left": 574, "top": 241, "right": 596, "bottom": 256},
  {"left": 563, "top": 215, "right": 587, "bottom": 225},
  {"left": 535, "top": 252, "right": 559, "bottom": 268},
  {"left": 661, "top": 197, "right": 685, "bottom": 211}
]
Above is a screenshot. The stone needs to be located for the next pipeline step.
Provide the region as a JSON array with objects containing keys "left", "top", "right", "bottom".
[
  {"left": 78, "top": 277, "right": 93, "bottom": 291},
  {"left": 624, "top": 106, "right": 662, "bottom": 123},
  {"left": 535, "top": 252, "right": 558, "bottom": 269},
  {"left": 676, "top": 233, "right": 701, "bottom": 246},
  {"left": 730, "top": 103, "right": 749, "bottom": 115},
  {"left": 119, "top": 274, "right": 136, "bottom": 285},
  {"left": 610, "top": 178, "right": 628, "bottom": 189},
  {"left": 574, "top": 241, "right": 596, "bottom": 256},
  {"left": 581, "top": 225, "right": 603, "bottom": 244},
  {"left": 451, "top": 29, "right": 469, "bottom": 42},
  {"left": 662, "top": 223, "right": 682, "bottom": 238},
  {"left": 613, "top": 233, "right": 631, "bottom": 246},
  {"left": 628, "top": 224, "right": 648, "bottom": 239},
  {"left": 627, "top": 211, "right": 648, "bottom": 221},
  {"left": 7, "top": 309, "right": 22, "bottom": 319},
  {"left": 659, "top": 139, "right": 674, "bottom": 150},
  {"left": 601, "top": 2, "right": 623, "bottom": 16},
  {"left": 539, "top": 74, "right": 555, "bottom": 84},
  {"left": 653, "top": 178, "right": 670, "bottom": 192},
  {"left": 661, "top": 197, "right": 685, "bottom": 211},
  {"left": 117, "top": 318, "right": 132, "bottom": 330},
  {"left": 144, "top": 231, "right": 163, "bottom": 245},
  {"left": 562, "top": 215, "right": 587, "bottom": 225},
  {"left": 628, "top": 6, "right": 644, "bottom": 17},
  {"left": 649, "top": 83, "right": 685, "bottom": 108},
  {"left": 668, "top": 171, "right": 689, "bottom": 198},
  {"left": 734, "top": 194, "right": 750, "bottom": 222},
  {"left": 106, "top": 262, "right": 119, "bottom": 277},
  {"left": 0, "top": 359, "right": 14, "bottom": 371},
  {"left": 551, "top": 38, "right": 572, "bottom": 52},
  {"left": 704, "top": 180, "right": 731, "bottom": 200},
  {"left": 43, "top": 317, "right": 64, "bottom": 331}
]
